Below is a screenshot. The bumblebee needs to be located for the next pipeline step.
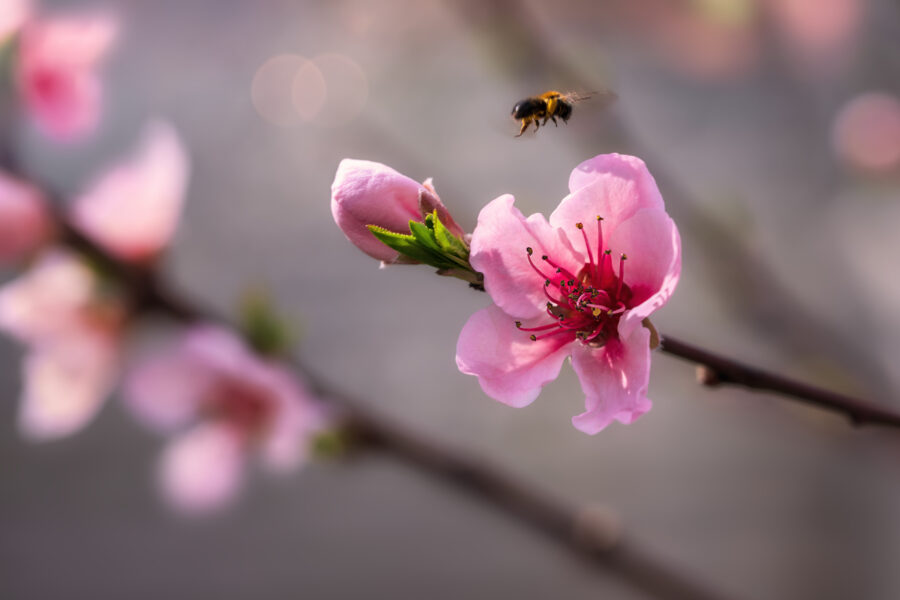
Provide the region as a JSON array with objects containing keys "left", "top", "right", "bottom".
[{"left": 511, "top": 90, "right": 596, "bottom": 137}]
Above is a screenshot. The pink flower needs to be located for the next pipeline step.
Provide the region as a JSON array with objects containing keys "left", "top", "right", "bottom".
[
  {"left": 69, "top": 121, "right": 189, "bottom": 263},
  {"left": 124, "top": 326, "right": 326, "bottom": 514},
  {"left": 0, "top": 170, "right": 51, "bottom": 264},
  {"left": 16, "top": 11, "right": 117, "bottom": 141},
  {"left": 0, "top": 249, "right": 122, "bottom": 439},
  {"left": 456, "top": 154, "right": 681, "bottom": 434},
  {"left": 331, "top": 158, "right": 464, "bottom": 263}
]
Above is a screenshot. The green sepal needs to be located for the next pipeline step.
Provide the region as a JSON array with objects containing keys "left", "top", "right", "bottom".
[
  {"left": 408, "top": 220, "right": 444, "bottom": 254},
  {"left": 239, "top": 289, "right": 295, "bottom": 358},
  {"left": 429, "top": 210, "right": 469, "bottom": 258},
  {"left": 367, "top": 225, "right": 439, "bottom": 265}
]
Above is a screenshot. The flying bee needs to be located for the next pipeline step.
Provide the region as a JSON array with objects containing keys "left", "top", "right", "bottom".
[{"left": 511, "top": 90, "right": 611, "bottom": 137}]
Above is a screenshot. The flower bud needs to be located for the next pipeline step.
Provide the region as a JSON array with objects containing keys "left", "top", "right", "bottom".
[
  {"left": 331, "top": 158, "right": 460, "bottom": 263},
  {"left": 0, "top": 171, "right": 51, "bottom": 265}
]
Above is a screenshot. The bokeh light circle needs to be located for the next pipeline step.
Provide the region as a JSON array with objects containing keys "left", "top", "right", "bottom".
[
  {"left": 311, "top": 53, "right": 368, "bottom": 127},
  {"left": 832, "top": 92, "right": 900, "bottom": 173}
]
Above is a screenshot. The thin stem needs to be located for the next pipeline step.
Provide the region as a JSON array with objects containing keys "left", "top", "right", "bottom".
[{"left": 659, "top": 336, "right": 900, "bottom": 429}]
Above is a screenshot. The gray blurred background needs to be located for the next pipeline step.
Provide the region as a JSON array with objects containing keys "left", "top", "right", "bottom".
[{"left": 3, "top": 0, "right": 900, "bottom": 598}]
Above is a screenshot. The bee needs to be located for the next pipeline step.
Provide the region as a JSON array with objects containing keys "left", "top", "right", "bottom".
[{"left": 511, "top": 90, "right": 606, "bottom": 137}]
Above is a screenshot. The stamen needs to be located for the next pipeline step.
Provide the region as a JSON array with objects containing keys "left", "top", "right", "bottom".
[
  {"left": 595, "top": 216, "right": 604, "bottom": 283},
  {"left": 526, "top": 247, "right": 554, "bottom": 281},
  {"left": 529, "top": 328, "right": 574, "bottom": 342},
  {"left": 616, "top": 254, "right": 627, "bottom": 299},
  {"left": 541, "top": 255, "right": 577, "bottom": 281},
  {"left": 516, "top": 321, "right": 562, "bottom": 333},
  {"left": 576, "top": 222, "right": 596, "bottom": 280}
]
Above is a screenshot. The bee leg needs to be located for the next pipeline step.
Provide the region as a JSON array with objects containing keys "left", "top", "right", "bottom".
[
  {"left": 550, "top": 115, "right": 559, "bottom": 127},
  {"left": 534, "top": 119, "right": 540, "bottom": 132},
  {"left": 515, "top": 120, "right": 529, "bottom": 137}
]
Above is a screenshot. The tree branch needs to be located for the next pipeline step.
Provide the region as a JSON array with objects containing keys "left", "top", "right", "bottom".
[{"left": 659, "top": 336, "right": 900, "bottom": 428}]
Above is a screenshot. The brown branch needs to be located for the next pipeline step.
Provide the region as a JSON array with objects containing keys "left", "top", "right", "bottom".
[
  {"left": 659, "top": 336, "right": 900, "bottom": 429},
  {"left": 0, "top": 173, "right": 735, "bottom": 600}
]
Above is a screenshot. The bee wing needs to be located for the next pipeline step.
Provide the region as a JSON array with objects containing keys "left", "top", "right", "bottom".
[{"left": 564, "top": 90, "right": 618, "bottom": 107}]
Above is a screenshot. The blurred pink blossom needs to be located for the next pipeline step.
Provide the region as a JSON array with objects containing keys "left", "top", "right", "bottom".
[
  {"left": 124, "top": 325, "right": 326, "bottom": 514},
  {"left": 16, "top": 11, "right": 117, "bottom": 141},
  {"left": 832, "top": 92, "right": 900, "bottom": 173},
  {"left": 0, "top": 249, "right": 123, "bottom": 439},
  {"left": 456, "top": 154, "right": 680, "bottom": 434},
  {"left": 763, "top": 0, "right": 863, "bottom": 70},
  {"left": 0, "top": 0, "right": 30, "bottom": 41},
  {"left": 70, "top": 121, "right": 189, "bottom": 263},
  {"left": 331, "top": 158, "right": 464, "bottom": 264},
  {"left": 0, "top": 170, "right": 51, "bottom": 264}
]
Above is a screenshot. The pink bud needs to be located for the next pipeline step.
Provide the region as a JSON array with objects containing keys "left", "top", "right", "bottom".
[
  {"left": 0, "top": 171, "right": 51, "bottom": 264},
  {"left": 69, "top": 120, "right": 189, "bottom": 263},
  {"left": 16, "top": 11, "right": 117, "bottom": 141},
  {"left": 331, "top": 159, "right": 463, "bottom": 263}
]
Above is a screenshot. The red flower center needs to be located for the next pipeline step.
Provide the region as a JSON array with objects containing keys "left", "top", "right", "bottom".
[
  {"left": 517, "top": 217, "right": 632, "bottom": 347},
  {"left": 205, "top": 377, "right": 274, "bottom": 436}
]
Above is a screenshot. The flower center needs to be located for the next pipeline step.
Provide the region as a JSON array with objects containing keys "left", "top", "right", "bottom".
[
  {"left": 205, "top": 378, "right": 274, "bottom": 436},
  {"left": 516, "top": 217, "right": 632, "bottom": 347}
]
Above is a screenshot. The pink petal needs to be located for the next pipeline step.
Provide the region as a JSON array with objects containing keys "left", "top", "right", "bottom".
[
  {"left": 256, "top": 365, "right": 323, "bottom": 472},
  {"left": 456, "top": 304, "right": 572, "bottom": 408},
  {"left": 0, "top": 171, "right": 51, "bottom": 264},
  {"left": 553, "top": 154, "right": 664, "bottom": 237},
  {"left": 0, "top": 249, "right": 96, "bottom": 343},
  {"left": 0, "top": 0, "right": 30, "bottom": 42},
  {"left": 17, "top": 12, "right": 117, "bottom": 141},
  {"left": 18, "top": 331, "right": 118, "bottom": 440},
  {"left": 570, "top": 328, "right": 653, "bottom": 435},
  {"left": 123, "top": 354, "right": 207, "bottom": 433},
  {"left": 70, "top": 121, "right": 189, "bottom": 262},
  {"left": 157, "top": 424, "right": 246, "bottom": 515},
  {"left": 606, "top": 208, "right": 681, "bottom": 339},
  {"left": 331, "top": 158, "right": 424, "bottom": 262},
  {"left": 470, "top": 194, "right": 582, "bottom": 320}
]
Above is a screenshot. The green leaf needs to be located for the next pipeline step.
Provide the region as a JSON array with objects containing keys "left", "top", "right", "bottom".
[
  {"left": 408, "top": 220, "right": 443, "bottom": 253},
  {"left": 367, "top": 225, "right": 434, "bottom": 264},
  {"left": 430, "top": 210, "right": 468, "bottom": 258}
]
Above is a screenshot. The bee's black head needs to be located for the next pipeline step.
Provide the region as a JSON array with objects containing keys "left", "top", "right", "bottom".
[
  {"left": 556, "top": 100, "right": 573, "bottom": 122},
  {"left": 511, "top": 97, "right": 543, "bottom": 119}
]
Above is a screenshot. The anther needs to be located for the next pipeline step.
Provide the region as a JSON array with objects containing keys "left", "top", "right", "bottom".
[
  {"left": 526, "top": 247, "right": 533, "bottom": 255},
  {"left": 576, "top": 222, "right": 584, "bottom": 229},
  {"left": 515, "top": 321, "right": 522, "bottom": 328}
]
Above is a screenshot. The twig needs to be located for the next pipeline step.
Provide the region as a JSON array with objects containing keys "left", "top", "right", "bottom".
[
  {"left": 659, "top": 336, "right": 900, "bottom": 428},
  {"left": 1, "top": 168, "right": 735, "bottom": 600}
]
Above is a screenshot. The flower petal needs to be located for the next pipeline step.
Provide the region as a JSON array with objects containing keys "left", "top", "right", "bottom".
[
  {"left": 607, "top": 208, "right": 681, "bottom": 339},
  {"left": 0, "top": 249, "right": 95, "bottom": 343},
  {"left": 70, "top": 121, "right": 188, "bottom": 262},
  {"left": 0, "top": 171, "right": 51, "bottom": 264},
  {"left": 570, "top": 327, "right": 653, "bottom": 435},
  {"left": 553, "top": 154, "right": 664, "bottom": 239},
  {"left": 456, "top": 304, "right": 572, "bottom": 408},
  {"left": 331, "top": 158, "right": 424, "bottom": 261},
  {"left": 470, "top": 194, "right": 582, "bottom": 320},
  {"left": 123, "top": 353, "right": 207, "bottom": 433},
  {"left": 18, "top": 332, "right": 118, "bottom": 440},
  {"left": 17, "top": 13, "right": 117, "bottom": 141},
  {"left": 157, "top": 423, "right": 245, "bottom": 514}
]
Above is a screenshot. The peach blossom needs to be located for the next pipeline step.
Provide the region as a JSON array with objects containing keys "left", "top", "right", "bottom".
[
  {"left": 0, "top": 249, "right": 121, "bottom": 439},
  {"left": 16, "top": 11, "right": 117, "bottom": 141},
  {"left": 125, "top": 325, "right": 326, "bottom": 513},
  {"left": 70, "top": 121, "right": 189, "bottom": 262},
  {"left": 456, "top": 154, "right": 680, "bottom": 434}
]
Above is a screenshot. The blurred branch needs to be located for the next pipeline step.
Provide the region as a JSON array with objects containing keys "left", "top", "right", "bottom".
[{"left": 0, "top": 166, "right": 734, "bottom": 600}]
